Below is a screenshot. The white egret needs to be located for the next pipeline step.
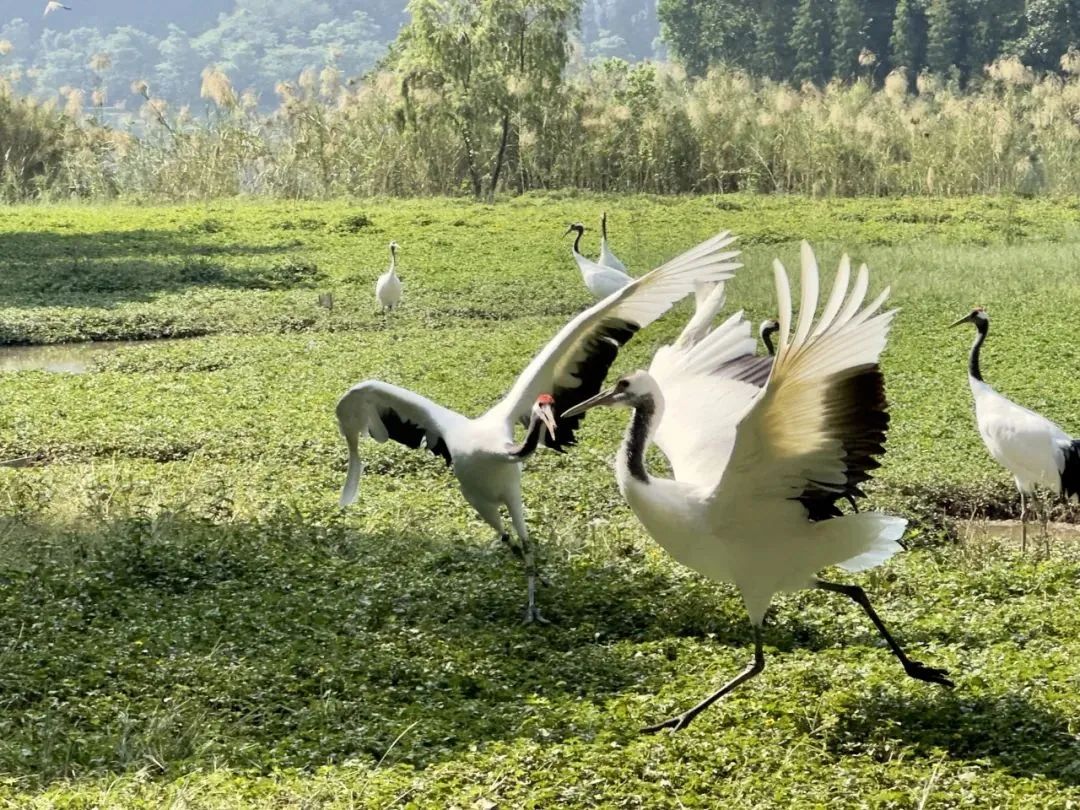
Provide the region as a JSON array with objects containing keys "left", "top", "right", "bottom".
[
  {"left": 337, "top": 232, "right": 742, "bottom": 622},
  {"left": 564, "top": 243, "right": 952, "bottom": 732},
  {"left": 375, "top": 241, "right": 402, "bottom": 313},
  {"left": 565, "top": 223, "right": 632, "bottom": 300},
  {"left": 952, "top": 307, "right": 1080, "bottom": 550},
  {"left": 598, "top": 211, "right": 629, "bottom": 274}
]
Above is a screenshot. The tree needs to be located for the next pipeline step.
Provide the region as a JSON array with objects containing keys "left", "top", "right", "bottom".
[
  {"left": 833, "top": 0, "right": 867, "bottom": 80},
  {"left": 890, "top": 0, "right": 928, "bottom": 73},
  {"left": 863, "top": 0, "right": 898, "bottom": 78},
  {"left": 926, "top": 0, "right": 969, "bottom": 77},
  {"left": 658, "top": 0, "right": 758, "bottom": 77},
  {"left": 1015, "top": 0, "right": 1080, "bottom": 72},
  {"left": 755, "top": 0, "right": 798, "bottom": 79},
  {"left": 393, "top": 0, "right": 578, "bottom": 198},
  {"left": 791, "top": 0, "right": 832, "bottom": 84}
]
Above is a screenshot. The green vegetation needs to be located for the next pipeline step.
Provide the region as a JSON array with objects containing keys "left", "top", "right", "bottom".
[
  {"left": 11, "top": 1, "right": 1080, "bottom": 202},
  {"left": 2, "top": 195, "right": 1080, "bottom": 806}
]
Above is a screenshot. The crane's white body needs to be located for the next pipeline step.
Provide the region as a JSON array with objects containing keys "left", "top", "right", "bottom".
[
  {"left": 375, "top": 271, "right": 401, "bottom": 311},
  {"left": 375, "top": 243, "right": 402, "bottom": 312},
  {"left": 969, "top": 376, "right": 1072, "bottom": 496},
  {"left": 44, "top": 1, "right": 70, "bottom": 15},
  {"left": 573, "top": 249, "right": 632, "bottom": 300},
  {"left": 337, "top": 232, "right": 742, "bottom": 617},
  {"left": 617, "top": 247, "right": 903, "bottom": 623}
]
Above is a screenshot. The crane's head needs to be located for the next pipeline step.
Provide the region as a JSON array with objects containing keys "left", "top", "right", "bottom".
[
  {"left": 561, "top": 370, "right": 659, "bottom": 418},
  {"left": 389, "top": 240, "right": 399, "bottom": 254},
  {"left": 563, "top": 222, "right": 586, "bottom": 237},
  {"left": 533, "top": 393, "right": 557, "bottom": 441},
  {"left": 950, "top": 307, "right": 988, "bottom": 329}
]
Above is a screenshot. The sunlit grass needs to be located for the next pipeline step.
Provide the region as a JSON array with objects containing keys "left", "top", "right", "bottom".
[{"left": 1, "top": 196, "right": 1080, "bottom": 806}]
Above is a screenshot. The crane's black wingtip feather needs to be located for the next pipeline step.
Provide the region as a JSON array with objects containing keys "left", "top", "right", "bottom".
[
  {"left": 548, "top": 318, "right": 640, "bottom": 450},
  {"left": 379, "top": 408, "right": 452, "bottom": 466},
  {"left": 797, "top": 365, "right": 889, "bottom": 521},
  {"left": 1061, "top": 439, "right": 1080, "bottom": 501}
]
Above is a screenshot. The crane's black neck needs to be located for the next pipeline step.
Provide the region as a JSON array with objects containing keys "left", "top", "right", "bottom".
[
  {"left": 620, "top": 398, "right": 655, "bottom": 484},
  {"left": 601, "top": 213, "right": 608, "bottom": 241},
  {"left": 506, "top": 410, "right": 549, "bottom": 460},
  {"left": 969, "top": 319, "right": 988, "bottom": 382},
  {"left": 762, "top": 329, "right": 776, "bottom": 357},
  {"left": 572, "top": 227, "right": 583, "bottom": 254}
]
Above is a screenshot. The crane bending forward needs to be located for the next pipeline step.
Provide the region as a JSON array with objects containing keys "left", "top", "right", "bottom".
[
  {"left": 337, "top": 233, "right": 742, "bottom": 623},
  {"left": 564, "top": 244, "right": 953, "bottom": 731}
]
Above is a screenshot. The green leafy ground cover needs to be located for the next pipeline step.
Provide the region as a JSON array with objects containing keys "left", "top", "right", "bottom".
[{"left": 2, "top": 195, "right": 1080, "bottom": 806}]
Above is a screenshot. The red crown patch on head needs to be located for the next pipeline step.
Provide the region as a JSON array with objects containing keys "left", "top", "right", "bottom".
[{"left": 537, "top": 394, "right": 555, "bottom": 406}]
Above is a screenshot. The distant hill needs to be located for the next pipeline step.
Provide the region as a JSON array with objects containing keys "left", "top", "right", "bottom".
[{"left": 0, "top": 1, "right": 659, "bottom": 110}]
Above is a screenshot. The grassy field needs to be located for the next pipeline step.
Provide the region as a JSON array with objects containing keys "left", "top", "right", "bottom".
[{"left": 2, "top": 194, "right": 1080, "bottom": 807}]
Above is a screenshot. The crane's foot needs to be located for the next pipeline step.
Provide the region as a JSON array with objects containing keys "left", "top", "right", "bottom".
[
  {"left": 904, "top": 660, "right": 954, "bottom": 688},
  {"left": 640, "top": 711, "right": 697, "bottom": 734},
  {"left": 522, "top": 604, "right": 551, "bottom": 625}
]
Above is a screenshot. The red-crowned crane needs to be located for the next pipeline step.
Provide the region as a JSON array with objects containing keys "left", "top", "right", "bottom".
[
  {"left": 565, "top": 223, "right": 632, "bottom": 300},
  {"left": 564, "top": 243, "right": 952, "bottom": 731},
  {"left": 337, "top": 232, "right": 742, "bottom": 623},
  {"left": 375, "top": 241, "right": 401, "bottom": 313},
  {"left": 952, "top": 307, "right": 1080, "bottom": 551}
]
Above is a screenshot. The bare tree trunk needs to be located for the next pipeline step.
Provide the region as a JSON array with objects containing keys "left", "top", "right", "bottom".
[
  {"left": 459, "top": 124, "right": 483, "bottom": 198},
  {"left": 488, "top": 113, "right": 511, "bottom": 200}
]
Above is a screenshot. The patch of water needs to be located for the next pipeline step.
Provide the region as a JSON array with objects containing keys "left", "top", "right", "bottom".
[{"left": 0, "top": 340, "right": 169, "bottom": 374}]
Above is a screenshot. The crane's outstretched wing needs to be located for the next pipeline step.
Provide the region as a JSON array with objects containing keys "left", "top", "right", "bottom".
[
  {"left": 492, "top": 231, "right": 742, "bottom": 450},
  {"left": 710, "top": 242, "right": 896, "bottom": 521},
  {"left": 336, "top": 381, "right": 468, "bottom": 506},
  {"left": 648, "top": 281, "right": 770, "bottom": 490}
]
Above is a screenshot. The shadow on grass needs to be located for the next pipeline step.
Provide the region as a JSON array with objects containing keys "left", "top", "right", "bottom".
[
  {"left": 0, "top": 512, "right": 683, "bottom": 786},
  {"left": 829, "top": 690, "right": 1080, "bottom": 787},
  {"left": 4, "top": 509, "right": 1062, "bottom": 788},
  {"left": 0, "top": 230, "right": 310, "bottom": 310}
]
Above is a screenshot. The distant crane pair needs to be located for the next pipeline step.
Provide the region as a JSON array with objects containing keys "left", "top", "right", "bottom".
[
  {"left": 373, "top": 211, "right": 630, "bottom": 314},
  {"left": 565, "top": 212, "right": 632, "bottom": 299},
  {"left": 338, "top": 234, "right": 953, "bottom": 730}
]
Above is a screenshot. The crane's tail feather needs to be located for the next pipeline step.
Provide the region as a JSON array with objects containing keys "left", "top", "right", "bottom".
[
  {"left": 833, "top": 513, "right": 907, "bottom": 572},
  {"left": 1061, "top": 439, "right": 1080, "bottom": 502}
]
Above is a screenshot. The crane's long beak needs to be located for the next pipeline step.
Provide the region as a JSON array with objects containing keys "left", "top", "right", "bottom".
[
  {"left": 562, "top": 387, "right": 618, "bottom": 419},
  {"left": 949, "top": 314, "right": 972, "bottom": 328},
  {"left": 538, "top": 403, "right": 557, "bottom": 441},
  {"left": 563, "top": 225, "right": 574, "bottom": 237}
]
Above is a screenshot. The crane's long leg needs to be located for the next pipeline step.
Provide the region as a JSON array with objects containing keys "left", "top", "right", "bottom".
[
  {"left": 816, "top": 580, "right": 953, "bottom": 688},
  {"left": 641, "top": 625, "right": 764, "bottom": 734},
  {"left": 1019, "top": 490, "right": 1028, "bottom": 553},
  {"left": 1037, "top": 490, "right": 1051, "bottom": 556},
  {"left": 509, "top": 498, "right": 549, "bottom": 625}
]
